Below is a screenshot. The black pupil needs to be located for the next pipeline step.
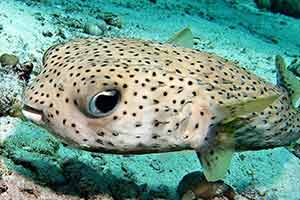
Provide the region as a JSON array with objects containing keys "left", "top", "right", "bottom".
[{"left": 95, "top": 90, "right": 119, "bottom": 113}]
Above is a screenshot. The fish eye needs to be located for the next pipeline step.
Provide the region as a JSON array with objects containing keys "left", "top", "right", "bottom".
[{"left": 88, "top": 89, "right": 121, "bottom": 117}]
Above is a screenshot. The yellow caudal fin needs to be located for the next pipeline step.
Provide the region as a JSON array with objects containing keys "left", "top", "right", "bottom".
[
  {"left": 167, "top": 27, "right": 193, "bottom": 48},
  {"left": 276, "top": 55, "right": 300, "bottom": 109}
]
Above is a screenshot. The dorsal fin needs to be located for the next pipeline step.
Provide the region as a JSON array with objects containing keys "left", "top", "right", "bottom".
[
  {"left": 275, "top": 55, "right": 300, "bottom": 109},
  {"left": 166, "top": 27, "right": 193, "bottom": 48}
]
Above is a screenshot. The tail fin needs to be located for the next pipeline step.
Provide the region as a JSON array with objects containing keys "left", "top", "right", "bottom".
[{"left": 275, "top": 55, "right": 300, "bottom": 109}]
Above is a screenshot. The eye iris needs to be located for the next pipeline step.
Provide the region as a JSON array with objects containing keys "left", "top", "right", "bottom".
[{"left": 94, "top": 90, "right": 120, "bottom": 114}]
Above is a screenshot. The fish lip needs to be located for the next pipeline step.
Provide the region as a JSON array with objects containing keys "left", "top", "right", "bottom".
[{"left": 22, "top": 104, "right": 45, "bottom": 125}]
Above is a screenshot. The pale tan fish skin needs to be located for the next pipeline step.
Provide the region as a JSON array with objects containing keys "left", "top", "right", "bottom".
[{"left": 22, "top": 38, "right": 300, "bottom": 154}]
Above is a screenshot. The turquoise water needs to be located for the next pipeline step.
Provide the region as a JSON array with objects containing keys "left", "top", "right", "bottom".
[{"left": 0, "top": 0, "right": 300, "bottom": 199}]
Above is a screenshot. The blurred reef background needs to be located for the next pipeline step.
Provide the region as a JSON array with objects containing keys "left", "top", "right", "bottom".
[{"left": 0, "top": 0, "right": 300, "bottom": 199}]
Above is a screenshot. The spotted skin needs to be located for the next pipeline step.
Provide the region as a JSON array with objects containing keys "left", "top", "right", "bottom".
[{"left": 23, "top": 38, "right": 300, "bottom": 154}]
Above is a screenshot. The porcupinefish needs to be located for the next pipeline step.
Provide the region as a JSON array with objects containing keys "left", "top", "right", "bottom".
[{"left": 21, "top": 27, "right": 300, "bottom": 182}]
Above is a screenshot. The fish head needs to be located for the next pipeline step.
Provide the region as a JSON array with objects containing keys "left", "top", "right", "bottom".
[{"left": 22, "top": 43, "right": 207, "bottom": 153}]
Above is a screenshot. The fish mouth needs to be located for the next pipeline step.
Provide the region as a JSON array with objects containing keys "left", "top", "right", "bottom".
[
  {"left": 22, "top": 104, "right": 45, "bottom": 125},
  {"left": 79, "top": 144, "right": 190, "bottom": 155}
]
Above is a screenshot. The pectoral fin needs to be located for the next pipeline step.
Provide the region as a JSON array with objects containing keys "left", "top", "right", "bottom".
[
  {"left": 197, "top": 118, "right": 240, "bottom": 182},
  {"left": 197, "top": 145, "right": 234, "bottom": 182},
  {"left": 218, "top": 94, "right": 279, "bottom": 124},
  {"left": 167, "top": 27, "right": 193, "bottom": 48},
  {"left": 197, "top": 94, "right": 278, "bottom": 182},
  {"left": 275, "top": 55, "right": 300, "bottom": 109}
]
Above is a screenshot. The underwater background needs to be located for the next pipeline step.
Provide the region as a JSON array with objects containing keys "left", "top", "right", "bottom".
[{"left": 0, "top": 0, "right": 300, "bottom": 199}]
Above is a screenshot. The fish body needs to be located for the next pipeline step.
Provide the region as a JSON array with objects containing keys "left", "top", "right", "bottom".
[{"left": 22, "top": 36, "right": 300, "bottom": 181}]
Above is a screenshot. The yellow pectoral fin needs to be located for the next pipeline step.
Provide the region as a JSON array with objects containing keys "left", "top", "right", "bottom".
[
  {"left": 197, "top": 146, "right": 234, "bottom": 182},
  {"left": 195, "top": 93, "right": 278, "bottom": 182},
  {"left": 219, "top": 94, "right": 279, "bottom": 124},
  {"left": 197, "top": 118, "right": 241, "bottom": 182},
  {"left": 167, "top": 27, "right": 194, "bottom": 48}
]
